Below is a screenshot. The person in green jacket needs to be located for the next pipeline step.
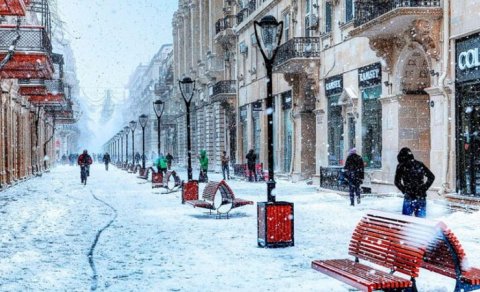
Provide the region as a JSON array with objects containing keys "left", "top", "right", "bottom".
[
  {"left": 155, "top": 154, "right": 168, "bottom": 175},
  {"left": 198, "top": 149, "right": 209, "bottom": 182}
]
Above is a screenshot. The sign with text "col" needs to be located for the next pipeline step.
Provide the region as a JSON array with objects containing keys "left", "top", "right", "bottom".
[{"left": 456, "top": 34, "right": 480, "bottom": 83}]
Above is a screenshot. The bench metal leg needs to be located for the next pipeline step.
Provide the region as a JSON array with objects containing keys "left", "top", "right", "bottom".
[{"left": 455, "top": 281, "right": 480, "bottom": 292}]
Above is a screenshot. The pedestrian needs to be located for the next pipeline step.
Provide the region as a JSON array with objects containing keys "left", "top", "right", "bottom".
[
  {"left": 77, "top": 150, "right": 93, "bottom": 180},
  {"left": 135, "top": 152, "right": 141, "bottom": 165},
  {"left": 344, "top": 148, "right": 364, "bottom": 206},
  {"left": 394, "top": 147, "right": 435, "bottom": 218},
  {"left": 246, "top": 149, "right": 257, "bottom": 182},
  {"left": 103, "top": 152, "right": 111, "bottom": 171},
  {"left": 198, "top": 149, "right": 209, "bottom": 183},
  {"left": 221, "top": 150, "right": 230, "bottom": 180},
  {"left": 166, "top": 152, "right": 174, "bottom": 170},
  {"left": 155, "top": 153, "right": 168, "bottom": 175}
]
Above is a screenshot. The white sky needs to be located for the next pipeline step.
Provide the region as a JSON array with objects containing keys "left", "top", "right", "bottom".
[
  {"left": 56, "top": 0, "right": 177, "bottom": 103},
  {"left": 56, "top": 0, "right": 178, "bottom": 151}
]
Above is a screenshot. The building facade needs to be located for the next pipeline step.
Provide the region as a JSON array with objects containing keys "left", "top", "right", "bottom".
[
  {"left": 172, "top": 0, "right": 237, "bottom": 172},
  {"left": 0, "top": 0, "right": 79, "bottom": 190}
]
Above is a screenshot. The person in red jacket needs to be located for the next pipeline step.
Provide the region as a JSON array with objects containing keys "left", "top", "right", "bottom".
[{"left": 78, "top": 150, "right": 93, "bottom": 177}]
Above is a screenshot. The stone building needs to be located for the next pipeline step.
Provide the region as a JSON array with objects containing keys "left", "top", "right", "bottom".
[
  {"left": 0, "top": 0, "right": 79, "bottom": 189},
  {"left": 122, "top": 44, "right": 173, "bottom": 164},
  {"left": 172, "top": 0, "right": 237, "bottom": 172}
]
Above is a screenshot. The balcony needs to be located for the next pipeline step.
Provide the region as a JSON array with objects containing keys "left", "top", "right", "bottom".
[
  {"left": 350, "top": 0, "right": 442, "bottom": 38},
  {"left": 215, "top": 15, "right": 236, "bottom": 44},
  {"left": 0, "top": 0, "right": 29, "bottom": 16},
  {"left": 18, "top": 79, "right": 47, "bottom": 96},
  {"left": 236, "top": 0, "right": 256, "bottom": 26},
  {"left": 45, "top": 102, "right": 77, "bottom": 123},
  {"left": 210, "top": 80, "right": 236, "bottom": 102},
  {"left": 273, "top": 37, "right": 321, "bottom": 74},
  {"left": 25, "top": 80, "right": 65, "bottom": 105},
  {"left": 0, "top": 25, "right": 53, "bottom": 79}
]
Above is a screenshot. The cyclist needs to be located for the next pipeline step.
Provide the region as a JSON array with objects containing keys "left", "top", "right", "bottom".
[{"left": 78, "top": 150, "right": 93, "bottom": 184}]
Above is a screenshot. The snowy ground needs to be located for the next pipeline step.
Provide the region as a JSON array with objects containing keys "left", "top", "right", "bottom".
[{"left": 0, "top": 163, "right": 479, "bottom": 291}]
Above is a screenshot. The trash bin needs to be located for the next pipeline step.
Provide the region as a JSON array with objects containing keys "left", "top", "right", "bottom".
[
  {"left": 257, "top": 201, "right": 294, "bottom": 248},
  {"left": 182, "top": 180, "right": 199, "bottom": 204}
]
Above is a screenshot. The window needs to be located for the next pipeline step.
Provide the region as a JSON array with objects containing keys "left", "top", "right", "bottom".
[
  {"left": 283, "top": 12, "right": 290, "bottom": 41},
  {"left": 361, "top": 85, "right": 382, "bottom": 168},
  {"left": 345, "top": 0, "right": 354, "bottom": 23},
  {"left": 325, "top": 2, "right": 332, "bottom": 33},
  {"left": 328, "top": 95, "right": 344, "bottom": 165}
]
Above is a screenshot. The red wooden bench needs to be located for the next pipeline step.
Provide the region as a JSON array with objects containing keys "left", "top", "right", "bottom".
[
  {"left": 244, "top": 163, "right": 268, "bottom": 181},
  {"left": 186, "top": 181, "right": 253, "bottom": 218},
  {"left": 311, "top": 210, "right": 480, "bottom": 292},
  {"left": 152, "top": 170, "right": 182, "bottom": 191}
]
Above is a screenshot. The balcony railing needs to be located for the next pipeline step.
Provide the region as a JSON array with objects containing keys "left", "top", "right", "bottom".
[
  {"left": 215, "top": 15, "right": 236, "bottom": 35},
  {"left": 211, "top": 80, "right": 236, "bottom": 97},
  {"left": 273, "top": 37, "right": 321, "bottom": 67},
  {"left": 0, "top": 25, "right": 52, "bottom": 53},
  {"left": 354, "top": 0, "right": 440, "bottom": 27},
  {"left": 236, "top": 0, "right": 256, "bottom": 25},
  {"left": 45, "top": 80, "right": 64, "bottom": 96}
]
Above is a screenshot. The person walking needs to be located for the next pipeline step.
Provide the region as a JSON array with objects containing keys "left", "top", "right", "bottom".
[
  {"left": 394, "top": 147, "right": 435, "bottom": 218},
  {"left": 155, "top": 154, "right": 168, "bottom": 175},
  {"left": 166, "top": 153, "right": 174, "bottom": 170},
  {"left": 198, "top": 149, "right": 209, "bottom": 183},
  {"left": 103, "top": 152, "right": 111, "bottom": 171},
  {"left": 77, "top": 150, "right": 93, "bottom": 184},
  {"left": 344, "top": 148, "right": 364, "bottom": 206},
  {"left": 246, "top": 149, "right": 257, "bottom": 182},
  {"left": 221, "top": 151, "right": 230, "bottom": 180},
  {"left": 134, "top": 152, "right": 141, "bottom": 165}
]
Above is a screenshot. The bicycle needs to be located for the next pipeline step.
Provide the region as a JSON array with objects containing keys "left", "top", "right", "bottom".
[{"left": 80, "top": 165, "right": 88, "bottom": 185}]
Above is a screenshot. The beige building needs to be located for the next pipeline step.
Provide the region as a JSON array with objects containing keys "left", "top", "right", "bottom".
[
  {"left": 170, "top": 0, "right": 480, "bottom": 198},
  {"left": 172, "top": 0, "right": 237, "bottom": 171}
]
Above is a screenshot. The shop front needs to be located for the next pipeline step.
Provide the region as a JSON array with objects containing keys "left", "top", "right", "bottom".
[{"left": 456, "top": 33, "right": 480, "bottom": 196}]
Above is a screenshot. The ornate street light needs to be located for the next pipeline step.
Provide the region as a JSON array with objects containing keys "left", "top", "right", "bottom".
[
  {"left": 253, "top": 15, "right": 283, "bottom": 202},
  {"left": 254, "top": 15, "right": 294, "bottom": 248},
  {"left": 139, "top": 114, "right": 149, "bottom": 169},
  {"left": 124, "top": 125, "right": 130, "bottom": 166},
  {"left": 153, "top": 99, "right": 165, "bottom": 156},
  {"left": 119, "top": 130, "right": 124, "bottom": 164},
  {"left": 129, "top": 120, "right": 137, "bottom": 165},
  {"left": 179, "top": 76, "right": 195, "bottom": 181}
]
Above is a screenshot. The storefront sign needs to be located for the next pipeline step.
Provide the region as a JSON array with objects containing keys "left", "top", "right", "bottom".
[
  {"left": 358, "top": 63, "right": 382, "bottom": 87},
  {"left": 325, "top": 75, "right": 343, "bottom": 96},
  {"left": 456, "top": 33, "right": 480, "bottom": 83},
  {"left": 252, "top": 100, "right": 263, "bottom": 111}
]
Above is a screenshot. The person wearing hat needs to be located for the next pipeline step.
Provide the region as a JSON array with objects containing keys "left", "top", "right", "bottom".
[
  {"left": 344, "top": 148, "right": 364, "bottom": 206},
  {"left": 394, "top": 147, "right": 435, "bottom": 218}
]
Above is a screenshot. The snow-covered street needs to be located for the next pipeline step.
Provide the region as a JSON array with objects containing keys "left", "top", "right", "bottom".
[{"left": 1, "top": 164, "right": 479, "bottom": 291}]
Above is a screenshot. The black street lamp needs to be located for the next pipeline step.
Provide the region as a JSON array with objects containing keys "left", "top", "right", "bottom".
[
  {"left": 129, "top": 120, "right": 137, "bottom": 165},
  {"left": 254, "top": 15, "right": 294, "bottom": 248},
  {"left": 254, "top": 15, "right": 283, "bottom": 203},
  {"left": 153, "top": 99, "right": 165, "bottom": 156},
  {"left": 179, "top": 76, "right": 195, "bottom": 181},
  {"left": 139, "top": 114, "right": 149, "bottom": 169},
  {"left": 119, "top": 130, "right": 124, "bottom": 164},
  {"left": 124, "top": 126, "right": 130, "bottom": 166}
]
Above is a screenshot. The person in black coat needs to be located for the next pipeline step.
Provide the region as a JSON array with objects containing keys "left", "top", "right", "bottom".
[
  {"left": 394, "top": 147, "right": 435, "bottom": 218},
  {"left": 246, "top": 149, "right": 257, "bottom": 182},
  {"left": 344, "top": 148, "right": 364, "bottom": 206},
  {"left": 103, "top": 152, "right": 111, "bottom": 171}
]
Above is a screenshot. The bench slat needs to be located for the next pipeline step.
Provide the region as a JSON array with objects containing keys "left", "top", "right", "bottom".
[{"left": 312, "top": 259, "right": 412, "bottom": 291}]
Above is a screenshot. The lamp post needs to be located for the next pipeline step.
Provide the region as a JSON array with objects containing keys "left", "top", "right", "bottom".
[
  {"left": 119, "top": 130, "right": 124, "bottom": 164},
  {"left": 153, "top": 99, "right": 165, "bottom": 156},
  {"left": 179, "top": 77, "right": 195, "bottom": 181},
  {"left": 124, "top": 126, "right": 130, "bottom": 166},
  {"left": 129, "top": 120, "right": 137, "bottom": 165},
  {"left": 254, "top": 15, "right": 294, "bottom": 248},
  {"left": 139, "top": 114, "right": 149, "bottom": 169}
]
